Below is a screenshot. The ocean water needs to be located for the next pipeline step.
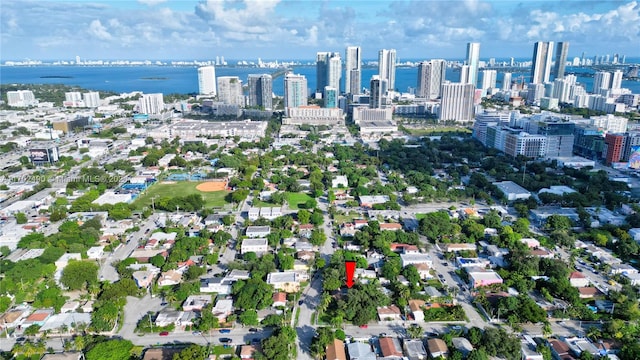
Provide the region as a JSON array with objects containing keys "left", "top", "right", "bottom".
[{"left": 0, "top": 64, "right": 638, "bottom": 96}]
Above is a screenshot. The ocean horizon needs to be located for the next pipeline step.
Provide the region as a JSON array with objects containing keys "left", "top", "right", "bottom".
[{"left": 1, "top": 64, "right": 639, "bottom": 97}]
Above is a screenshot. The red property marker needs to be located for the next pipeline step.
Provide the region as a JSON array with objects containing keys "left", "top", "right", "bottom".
[{"left": 345, "top": 261, "right": 356, "bottom": 288}]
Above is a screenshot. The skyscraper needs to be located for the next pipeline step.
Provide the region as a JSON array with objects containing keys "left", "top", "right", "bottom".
[
  {"left": 345, "top": 46, "right": 362, "bottom": 95},
  {"left": 378, "top": 49, "right": 397, "bottom": 91},
  {"left": 369, "top": 75, "right": 386, "bottom": 109},
  {"left": 502, "top": 72, "right": 513, "bottom": 91},
  {"left": 284, "top": 73, "right": 308, "bottom": 109},
  {"left": 439, "top": 82, "right": 475, "bottom": 122},
  {"left": 553, "top": 41, "right": 569, "bottom": 79},
  {"left": 481, "top": 70, "right": 497, "bottom": 91},
  {"left": 197, "top": 66, "right": 217, "bottom": 96},
  {"left": 217, "top": 76, "right": 244, "bottom": 106},
  {"left": 417, "top": 60, "right": 446, "bottom": 99},
  {"left": 248, "top": 74, "right": 273, "bottom": 110},
  {"left": 530, "top": 41, "right": 554, "bottom": 84},
  {"left": 465, "top": 42, "right": 481, "bottom": 87},
  {"left": 138, "top": 93, "right": 164, "bottom": 115},
  {"left": 593, "top": 71, "right": 611, "bottom": 92},
  {"left": 316, "top": 52, "right": 341, "bottom": 95},
  {"left": 327, "top": 54, "right": 342, "bottom": 93},
  {"left": 611, "top": 70, "right": 623, "bottom": 90},
  {"left": 324, "top": 86, "right": 337, "bottom": 108}
]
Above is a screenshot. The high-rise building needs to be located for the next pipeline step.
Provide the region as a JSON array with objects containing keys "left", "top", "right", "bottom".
[
  {"left": 324, "top": 86, "right": 337, "bottom": 108},
  {"left": 465, "top": 42, "right": 481, "bottom": 87},
  {"left": 7, "top": 90, "right": 36, "bottom": 107},
  {"left": 198, "top": 66, "right": 217, "bottom": 96},
  {"left": 378, "top": 49, "right": 397, "bottom": 91},
  {"left": 459, "top": 65, "right": 470, "bottom": 84},
  {"left": 530, "top": 41, "right": 554, "bottom": 84},
  {"left": 481, "top": 70, "right": 497, "bottom": 91},
  {"left": 217, "top": 76, "right": 244, "bottom": 106},
  {"left": 328, "top": 54, "right": 342, "bottom": 94},
  {"left": 284, "top": 73, "right": 308, "bottom": 109},
  {"left": 248, "top": 74, "right": 273, "bottom": 110},
  {"left": 604, "top": 133, "right": 626, "bottom": 165},
  {"left": 417, "top": 60, "right": 446, "bottom": 99},
  {"left": 593, "top": 71, "right": 611, "bottom": 92},
  {"left": 83, "top": 91, "right": 100, "bottom": 108},
  {"left": 138, "top": 93, "right": 164, "bottom": 114},
  {"left": 369, "top": 75, "right": 386, "bottom": 109},
  {"left": 552, "top": 42, "right": 569, "bottom": 79},
  {"left": 439, "top": 82, "right": 475, "bottom": 122},
  {"left": 345, "top": 46, "right": 362, "bottom": 95},
  {"left": 611, "top": 70, "right": 623, "bottom": 90},
  {"left": 316, "top": 52, "right": 341, "bottom": 94},
  {"left": 502, "top": 72, "right": 513, "bottom": 91}
]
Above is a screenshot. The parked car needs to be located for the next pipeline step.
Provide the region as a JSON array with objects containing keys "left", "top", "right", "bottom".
[
  {"left": 248, "top": 328, "right": 259, "bottom": 333},
  {"left": 359, "top": 324, "right": 368, "bottom": 329},
  {"left": 219, "top": 329, "right": 231, "bottom": 333},
  {"left": 192, "top": 331, "right": 202, "bottom": 335},
  {"left": 219, "top": 338, "right": 232, "bottom": 343},
  {"left": 159, "top": 331, "right": 169, "bottom": 336}
]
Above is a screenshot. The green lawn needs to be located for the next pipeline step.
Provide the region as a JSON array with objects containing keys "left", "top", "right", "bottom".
[
  {"left": 132, "top": 181, "right": 229, "bottom": 209},
  {"left": 415, "top": 213, "right": 427, "bottom": 220},
  {"left": 210, "top": 345, "right": 235, "bottom": 355},
  {"left": 285, "top": 192, "right": 313, "bottom": 209},
  {"left": 333, "top": 211, "right": 361, "bottom": 225}
]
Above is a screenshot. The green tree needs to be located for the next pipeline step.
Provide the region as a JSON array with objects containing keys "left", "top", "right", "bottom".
[
  {"left": 297, "top": 209, "right": 311, "bottom": 224},
  {"left": 61, "top": 260, "right": 99, "bottom": 291},
  {"left": 173, "top": 344, "right": 207, "bottom": 360},
  {"left": 15, "top": 212, "right": 28, "bottom": 224},
  {"left": 239, "top": 309, "right": 260, "bottom": 325},
  {"left": 85, "top": 339, "right": 134, "bottom": 360},
  {"left": 406, "top": 324, "right": 423, "bottom": 338}
]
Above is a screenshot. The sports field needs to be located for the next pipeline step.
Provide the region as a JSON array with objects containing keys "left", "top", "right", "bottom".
[{"left": 133, "top": 181, "right": 229, "bottom": 209}]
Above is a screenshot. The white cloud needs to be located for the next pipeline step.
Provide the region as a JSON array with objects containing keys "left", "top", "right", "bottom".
[
  {"left": 88, "top": 19, "right": 112, "bottom": 41},
  {"left": 138, "top": 0, "right": 168, "bottom": 6}
]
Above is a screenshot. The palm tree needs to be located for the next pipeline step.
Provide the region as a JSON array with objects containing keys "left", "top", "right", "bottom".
[
  {"left": 542, "top": 322, "right": 552, "bottom": 338},
  {"left": 406, "top": 324, "right": 423, "bottom": 339}
]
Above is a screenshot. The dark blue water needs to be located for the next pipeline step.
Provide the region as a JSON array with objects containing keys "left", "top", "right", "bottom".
[{"left": 1, "top": 64, "right": 638, "bottom": 96}]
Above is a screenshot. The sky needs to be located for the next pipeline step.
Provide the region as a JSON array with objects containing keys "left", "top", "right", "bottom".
[{"left": 1, "top": 0, "right": 639, "bottom": 62}]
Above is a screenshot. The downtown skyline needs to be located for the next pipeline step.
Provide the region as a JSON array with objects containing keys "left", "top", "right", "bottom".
[{"left": 1, "top": 0, "right": 639, "bottom": 61}]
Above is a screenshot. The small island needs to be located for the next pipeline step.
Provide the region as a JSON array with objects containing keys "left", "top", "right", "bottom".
[{"left": 40, "top": 75, "right": 73, "bottom": 78}]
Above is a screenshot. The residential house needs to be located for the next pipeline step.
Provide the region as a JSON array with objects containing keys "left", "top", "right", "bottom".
[
  {"left": 522, "top": 339, "right": 544, "bottom": 360},
  {"left": 246, "top": 226, "right": 271, "bottom": 238},
  {"left": 549, "top": 339, "right": 573, "bottom": 360},
  {"left": 240, "top": 345, "right": 258, "bottom": 359},
  {"left": 227, "top": 270, "right": 251, "bottom": 281},
  {"left": 22, "top": 309, "right": 54, "bottom": 328},
  {"left": 266, "top": 271, "right": 300, "bottom": 293},
  {"left": 340, "top": 223, "right": 357, "bottom": 237},
  {"left": 359, "top": 195, "right": 390, "bottom": 208},
  {"left": 443, "top": 243, "right": 477, "bottom": 253},
  {"left": 332, "top": 175, "right": 349, "bottom": 188},
  {"left": 403, "top": 339, "right": 427, "bottom": 360},
  {"left": 623, "top": 272, "right": 640, "bottom": 286},
  {"left": 467, "top": 268, "right": 503, "bottom": 288},
  {"left": 379, "top": 337, "right": 403, "bottom": 359},
  {"left": 157, "top": 270, "right": 182, "bottom": 287},
  {"left": 413, "top": 263, "right": 432, "bottom": 280},
  {"left": 354, "top": 219, "right": 369, "bottom": 229},
  {"left": 578, "top": 287, "right": 602, "bottom": 299},
  {"left": 530, "top": 248, "right": 554, "bottom": 259},
  {"left": 129, "top": 249, "right": 167, "bottom": 263},
  {"left": 86, "top": 246, "right": 104, "bottom": 259},
  {"left": 427, "top": 338, "right": 449, "bottom": 359},
  {"left": 0, "top": 308, "right": 30, "bottom": 331},
  {"left": 408, "top": 299, "right": 425, "bottom": 322},
  {"left": 326, "top": 338, "right": 347, "bottom": 360},
  {"left": 520, "top": 238, "right": 541, "bottom": 248},
  {"left": 346, "top": 342, "right": 376, "bottom": 360},
  {"left": 182, "top": 295, "right": 212, "bottom": 312},
  {"left": 154, "top": 310, "right": 180, "bottom": 327},
  {"left": 380, "top": 223, "right": 402, "bottom": 231},
  {"left": 60, "top": 301, "right": 79, "bottom": 314},
  {"left": 456, "top": 257, "right": 490, "bottom": 269},
  {"left": 390, "top": 243, "right": 420, "bottom": 253},
  {"left": 200, "top": 277, "right": 233, "bottom": 294},
  {"left": 564, "top": 337, "right": 599, "bottom": 358},
  {"left": 272, "top": 292, "right": 287, "bottom": 307},
  {"left": 142, "top": 348, "right": 181, "bottom": 360},
  {"left": 400, "top": 253, "right": 433, "bottom": 268},
  {"left": 211, "top": 299, "right": 234, "bottom": 322},
  {"left": 610, "top": 263, "right": 638, "bottom": 275},
  {"left": 39, "top": 312, "right": 91, "bottom": 333},
  {"left": 377, "top": 305, "right": 402, "bottom": 322},
  {"left": 248, "top": 207, "right": 260, "bottom": 221},
  {"left": 451, "top": 338, "right": 473, "bottom": 357},
  {"left": 55, "top": 253, "right": 82, "bottom": 270},
  {"left": 132, "top": 270, "right": 157, "bottom": 288},
  {"left": 298, "top": 224, "right": 315, "bottom": 238},
  {"left": 40, "top": 352, "right": 85, "bottom": 360},
  {"left": 569, "top": 272, "right": 590, "bottom": 288},
  {"left": 241, "top": 238, "right": 269, "bottom": 254}
]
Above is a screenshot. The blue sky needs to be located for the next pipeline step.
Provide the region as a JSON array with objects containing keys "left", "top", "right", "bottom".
[{"left": 1, "top": 0, "right": 638, "bottom": 62}]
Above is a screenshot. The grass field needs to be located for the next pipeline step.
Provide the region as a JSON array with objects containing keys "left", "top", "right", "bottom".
[
  {"left": 333, "top": 211, "right": 361, "bottom": 225},
  {"left": 415, "top": 213, "right": 427, "bottom": 220},
  {"left": 286, "top": 192, "right": 313, "bottom": 209},
  {"left": 133, "top": 181, "right": 229, "bottom": 209}
]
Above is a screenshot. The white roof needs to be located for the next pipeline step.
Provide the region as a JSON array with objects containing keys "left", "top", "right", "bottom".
[
  {"left": 40, "top": 312, "right": 91, "bottom": 331},
  {"left": 92, "top": 191, "right": 133, "bottom": 206},
  {"left": 493, "top": 181, "right": 531, "bottom": 195},
  {"left": 267, "top": 271, "right": 298, "bottom": 284}
]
